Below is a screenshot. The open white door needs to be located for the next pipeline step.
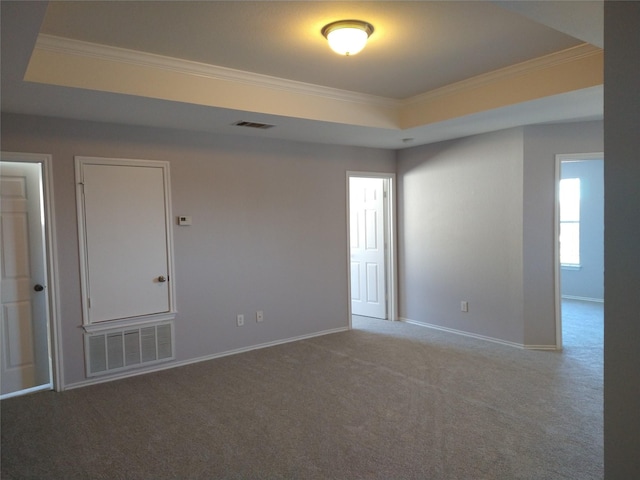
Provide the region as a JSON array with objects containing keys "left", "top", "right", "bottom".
[
  {"left": 1, "top": 161, "right": 52, "bottom": 396},
  {"left": 349, "top": 177, "right": 387, "bottom": 319}
]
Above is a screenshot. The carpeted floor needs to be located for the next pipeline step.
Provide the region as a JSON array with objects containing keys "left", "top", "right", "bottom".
[{"left": 1, "top": 300, "right": 602, "bottom": 479}]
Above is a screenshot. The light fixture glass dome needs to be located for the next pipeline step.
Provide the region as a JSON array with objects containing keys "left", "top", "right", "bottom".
[{"left": 322, "top": 20, "right": 374, "bottom": 56}]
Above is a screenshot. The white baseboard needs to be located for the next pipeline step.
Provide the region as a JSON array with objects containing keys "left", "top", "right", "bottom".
[
  {"left": 400, "top": 318, "right": 557, "bottom": 351},
  {"left": 523, "top": 344, "right": 558, "bottom": 351},
  {"left": 561, "top": 295, "right": 604, "bottom": 303},
  {"left": 0, "top": 382, "right": 53, "bottom": 400},
  {"left": 63, "top": 326, "right": 349, "bottom": 391}
]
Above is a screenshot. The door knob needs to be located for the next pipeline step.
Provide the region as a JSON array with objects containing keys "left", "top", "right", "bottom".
[
  {"left": 34, "top": 284, "right": 44, "bottom": 292},
  {"left": 158, "top": 276, "right": 167, "bottom": 283}
]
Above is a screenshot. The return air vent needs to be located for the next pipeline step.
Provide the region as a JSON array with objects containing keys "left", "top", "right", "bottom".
[
  {"left": 85, "top": 321, "right": 174, "bottom": 376},
  {"left": 233, "top": 121, "right": 275, "bottom": 129}
]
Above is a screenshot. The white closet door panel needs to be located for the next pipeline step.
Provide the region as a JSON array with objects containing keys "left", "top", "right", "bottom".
[{"left": 83, "top": 164, "right": 169, "bottom": 322}]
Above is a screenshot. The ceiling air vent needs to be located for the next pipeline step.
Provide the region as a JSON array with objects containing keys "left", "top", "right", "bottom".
[{"left": 233, "top": 121, "right": 275, "bottom": 130}]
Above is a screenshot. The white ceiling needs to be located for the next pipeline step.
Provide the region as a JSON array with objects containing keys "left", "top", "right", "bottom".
[{"left": 1, "top": 1, "right": 603, "bottom": 150}]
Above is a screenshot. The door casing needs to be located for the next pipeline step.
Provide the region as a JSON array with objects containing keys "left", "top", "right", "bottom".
[
  {"left": 75, "top": 158, "right": 175, "bottom": 325},
  {"left": 346, "top": 172, "right": 397, "bottom": 327}
]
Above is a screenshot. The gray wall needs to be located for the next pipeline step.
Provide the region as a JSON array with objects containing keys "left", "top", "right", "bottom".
[
  {"left": 522, "top": 121, "right": 603, "bottom": 345},
  {"left": 0, "top": 113, "right": 395, "bottom": 387},
  {"left": 397, "top": 121, "right": 603, "bottom": 347},
  {"left": 1, "top": 113, "right": 606, "bottom": 384},
  {"left": 604, "top": 2, "right": 640, "bottom": 477},
  {"left": 397, "top": 128, "right": 526, "bottom": 344},
  {"left": 560, "top": 159, "right": 604, "bottom": 300}
]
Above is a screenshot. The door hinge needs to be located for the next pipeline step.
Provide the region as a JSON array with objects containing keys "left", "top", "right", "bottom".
[{"left": 87, "top": 297, "right": 91, "bottom": 308}]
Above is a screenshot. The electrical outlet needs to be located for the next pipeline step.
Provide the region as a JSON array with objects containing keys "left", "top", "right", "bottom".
[
  {"left": 461, "top": 301, "right": 469, "bottom": 313},
  {"left": 256, "top": 310, "right": 264, "bottom": 323},
  {"left": 236, "top": 314, "right": 245, "bottom": 327}
]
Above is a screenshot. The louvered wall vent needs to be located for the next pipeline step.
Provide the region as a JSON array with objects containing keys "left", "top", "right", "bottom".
[
  {"left": 84, "top": 322, "right": 174, "bottom": 376},
  {"left": 233, "top": 121, "right": 275, "bottom": 129}
]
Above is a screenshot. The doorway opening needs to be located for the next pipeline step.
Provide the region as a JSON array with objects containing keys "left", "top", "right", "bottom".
[
  {"left": 1, "top": 153, "right": 60, "bottom": 399},
  {"left": 554, "top": 153, "right": 604, "bottom": 350},
  {"left": 347, "top": 172, "right": 396, "bottom": 326}
]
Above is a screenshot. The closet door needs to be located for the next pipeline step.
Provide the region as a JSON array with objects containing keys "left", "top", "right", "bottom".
[{"left": 76, "top": 158, "right": 174, "bottom": 324}]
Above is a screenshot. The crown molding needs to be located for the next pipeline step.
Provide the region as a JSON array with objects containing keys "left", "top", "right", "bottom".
[
  {"left": 34, "top": 34, "right": 399, "bottom": 109},
  {"left": 403, "top": 43, "right": 602, "bottom": 106},
  {"left": 33, "top": 35, "right": 601, "bottom": 120}
]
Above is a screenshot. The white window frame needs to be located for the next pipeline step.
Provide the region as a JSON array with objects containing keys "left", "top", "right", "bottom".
[{"left": 559, "top": 177, "right": 581, "bottom": 268}]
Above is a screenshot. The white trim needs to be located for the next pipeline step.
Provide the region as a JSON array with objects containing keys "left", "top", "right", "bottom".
[
  {"left": 555, "top": 152, "right": 605, "bottom": 350},
  {"left": 74, "top": 156, "right": 176, "bottom": 326},
  {"left": 81, "top": 312, "right": 177, "bottom": 334},
  {"left": 402, "top": 43, "right": 601, "bottom": 106},
  {"left": 63, "top": 326, "right": 348, "bottom": 391},
  {"left": 561, "top": 295, "right": 604, "bottom": 303},
  {"left": 554, "top": 155, "right": 563, "bottom": 349},
  {"left": 556, "top": 152, "right": 604, "bottom": 162},
  {"left": 41, "top": 154, "right": 64, "bottom": 392},
  {"left": 400, "top": 318, "right": 558, "bottom": 351},
  {"left": 0, "top": 383, "right": 52, "bottom": 400},
  {"left": 0, "top": 152, "right": 63, "bottom": 393},
  {"left": 561, "top": 264, "right": 582, "bottom": 271},
  {"left": 522, "top": 345, "right": 559, "bottom": 351},
  {"left": 35, "top": 34, "right": 599, "bottom": 109},
  {"left": 346, "top": 172, "right": 398, "bottom": 324},
  {"left": 35, "top": 34, "right": 397, "bottom": 108}
]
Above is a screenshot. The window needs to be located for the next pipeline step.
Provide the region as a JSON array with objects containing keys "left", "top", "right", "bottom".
[{"left": 559, "top": 178, "right": 580, "bottom": 266}]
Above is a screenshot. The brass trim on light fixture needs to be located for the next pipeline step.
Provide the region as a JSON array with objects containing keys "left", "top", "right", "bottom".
[{"left": 321, "top": 20, "right": 374, "bottom": 40}]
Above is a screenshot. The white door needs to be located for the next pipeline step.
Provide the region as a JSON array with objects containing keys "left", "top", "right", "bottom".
[
  {"left": 79, "top": 162, "right": 172, "bottom": 323},
  {"left": 350, "top": 177, "right": 386, "bottom": 319},
  {"left": 1, "top": 161, "right": 52, "bottom": 396}
]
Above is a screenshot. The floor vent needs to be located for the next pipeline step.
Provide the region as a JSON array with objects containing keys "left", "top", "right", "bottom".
[
  {"left": 85, "top": 321, "right": 174, "bottom": 377},
  {"left": 233, "top": 121, "right": 275, "bottom": 129}
]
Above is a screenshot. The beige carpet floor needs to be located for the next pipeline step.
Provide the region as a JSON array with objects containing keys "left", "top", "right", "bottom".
[{"left": 1, "top": 300, "right": 602, "bottom": 479}]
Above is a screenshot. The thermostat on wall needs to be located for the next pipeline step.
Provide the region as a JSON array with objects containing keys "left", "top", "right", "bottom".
[{"left": 178, "top": 215, "right": 192, "bottom": 226}]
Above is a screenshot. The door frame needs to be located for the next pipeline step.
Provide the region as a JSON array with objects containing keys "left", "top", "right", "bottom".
[
  {"left": 554, "top": 152, "right": 604, "bottom": 349},
  {"left": 346, "top": 172, "right": 397, "bottom": 327},
  {"left": 1, "top": 152, "right": 62, "bottom": 397},
  {"left": 75, "top": 156, "right": 176, "bottom": 329}
]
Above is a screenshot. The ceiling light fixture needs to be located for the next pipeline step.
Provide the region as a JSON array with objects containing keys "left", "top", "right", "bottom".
[{"left": 321, "top": 20, "right": 374, "bottom": 56}]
